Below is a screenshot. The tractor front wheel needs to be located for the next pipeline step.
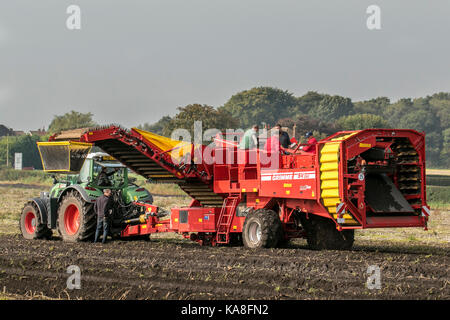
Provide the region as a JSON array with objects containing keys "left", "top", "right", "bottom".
[
  {"left": 19, "top": 202, "right": 52, "bottom": 240},
  {"left": 242, "top": 209, "right": 282, "bottom": 249},
  {"left": 57, "top": 191, "right": 97, "bottom": 242}
]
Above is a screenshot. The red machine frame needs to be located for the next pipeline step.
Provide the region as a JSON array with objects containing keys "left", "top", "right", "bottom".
[{"left": 76, "top": 126, "right": 429, "bottom": 246}]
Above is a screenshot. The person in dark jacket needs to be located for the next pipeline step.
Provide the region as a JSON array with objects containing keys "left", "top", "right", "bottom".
[
  {"left": 94, "top": 189, "right": 113, "bottom": 243},
  {"left": 97, "top": 167, "right": 119, "bottom": 186},
  {"left": 274, "top": 124, "right": 291, "bottom": 149}
]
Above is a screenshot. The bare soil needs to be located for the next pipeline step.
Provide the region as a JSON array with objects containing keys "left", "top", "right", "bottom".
[{"left": 0, "top": 234, "right": 448, "bottom": 300}]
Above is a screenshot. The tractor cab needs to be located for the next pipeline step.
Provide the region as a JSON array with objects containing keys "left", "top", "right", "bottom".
[{"left": 79, "top": 152, "right": 128, "bottom": 189}]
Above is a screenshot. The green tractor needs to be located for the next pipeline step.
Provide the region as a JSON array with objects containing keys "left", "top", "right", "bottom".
[{"left": 19, "top": 150, "right": 153, "bottom": 242}]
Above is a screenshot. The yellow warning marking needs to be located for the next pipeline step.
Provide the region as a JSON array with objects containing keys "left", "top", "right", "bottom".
[
  {"left": 174, "top": 218, "right": 178, "bottom": 222},
  {"left": 253, "top": 188, "right": 257, "bottom": 192},
  {"left": 283, "top": 183, "right": 292, "bottom": 188},
  {"left": 286, "top": 190, "right": 290, "bottom": 195},
  {"left": 255, "top": 199, "right": 260, "bottom": 203},
  {"left": 312, "top": 191, "right": 314, "bottom": 197},
  {"left": 198, "top": 218, "right": 202, "bottom": 222},
  {"left": 141, "top": 225, "right": 147, "bottom": 229},
  {"left": 319, "top": 137, "right": 359, "bottom": 225},
  {"left": 233, "top": 226, "right": 237, "bottom": 230},
  {"left": 242, "top": 188, "right": 246, "bottom": 192}
]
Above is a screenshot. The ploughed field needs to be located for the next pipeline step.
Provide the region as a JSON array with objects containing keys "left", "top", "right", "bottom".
[
  {"left": 0, "top": 233, "right": 449, "bottom": 300},
  {"left": 0, "top": 182, "right": 449, "bottom": 300}
]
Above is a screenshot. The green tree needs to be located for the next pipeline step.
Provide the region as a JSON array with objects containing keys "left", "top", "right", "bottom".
[
  {"left": 137, "top": 116, "right": 172, "bottom": 136},
  {"left": 291, "top": 91, "right": 326, "bottom": 115},
  {"left": 386, "top": 98, "right": 443, "bottom": 166},
  {"left": 308, "top": 95, "right": 354, "bottom": 122},
  {"left": 336, "top": 114, "right": 389, "bottom": 130},
  {"left": 354, "top": 97, "right": 390, "bottom": 115},
  {"left": 48, "top": 110, "right": 97, "bottom": 134},
  {"left": 429, "top": 93, "right": 450, "bottom": 129},
  {"left": 163, "top": 104, "right": 239, "bottom": 142},
  {"left": 0, "top": 134, "right": 43, "bottom": 169},
  {"left": 441, "top": 128, "right": 450, "bottom": 167},
  {"left": 219, "top": 87, "right": 296, "bottom": 128}
]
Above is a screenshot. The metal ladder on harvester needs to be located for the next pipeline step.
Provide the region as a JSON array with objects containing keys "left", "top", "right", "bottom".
[{"left": 215, "top": 195, "right": 240, "bottom": 244}]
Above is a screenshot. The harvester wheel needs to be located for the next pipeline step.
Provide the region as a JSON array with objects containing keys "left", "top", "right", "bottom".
[
  {"left": 242, "top": 209, "right": 282, "bottom": 249},
  {"left": 57, "top": 191, "right": 97, "bottom": 242},
  {"left": 303, "top": 215, "right": 354, "bottom": 250},
  {"left": 19, "top": 202, "right": 52, "bottom": 240}
]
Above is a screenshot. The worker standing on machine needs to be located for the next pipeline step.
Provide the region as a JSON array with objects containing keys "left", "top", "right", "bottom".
[
  {"left": 264, "top": 127, "right": 281, "bottom": 154},
  {"left": 239, "top": 125, "right": 259, "bottom": 149},
  {"left": 299, "top": 131, "right": 318, "bottom": 154},
  {"left": 94, "top": 188, "right": 113, "bottom": 244},
  {"left": 274, "top": 124, "right": 291, "bottom": 149}
]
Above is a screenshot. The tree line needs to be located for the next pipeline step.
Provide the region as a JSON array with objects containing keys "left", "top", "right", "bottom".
[
  {"left": 138, "top": 88, "right": 449, "bottom": 168},
  {"left": 0, "top": 89, "right": 449, "bottom": 169}
]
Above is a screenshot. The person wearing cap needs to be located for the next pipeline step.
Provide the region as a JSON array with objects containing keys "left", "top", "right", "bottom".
[{"left": 299, "top": 131, "right": 318, "bottom": 154}]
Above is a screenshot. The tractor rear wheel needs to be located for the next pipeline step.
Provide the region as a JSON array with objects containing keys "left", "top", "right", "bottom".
[
  {"left": 303, "top": 215, "right": 354, "bottom": 250},
  {"left": 57, "top": 191, "right": 97, "bottom": 242},
  {"left": 19, "top": 202, "right": 52, "bottom": 240},
  {"left": 242, "top": 209, "right": 282, "bottom": 248}
]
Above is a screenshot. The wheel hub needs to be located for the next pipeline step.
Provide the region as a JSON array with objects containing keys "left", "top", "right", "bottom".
[
  {"left": 248, "top": 221, "right": 262, "bottom": 244},
  {"left": 24, "top": 211, "right": 36, "bottom": 234},
  {"left": 64, "top": 204, "right": 80, "bottom": 235}
]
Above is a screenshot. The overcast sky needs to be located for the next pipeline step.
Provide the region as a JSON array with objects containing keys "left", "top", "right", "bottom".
[{"left": 0, "top": 0, "right": 449, "bottom": 130}]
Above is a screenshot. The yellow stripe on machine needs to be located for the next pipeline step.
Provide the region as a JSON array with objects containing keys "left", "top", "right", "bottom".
[
  {"left": 133, "top": 128, "right": 196, "bottom": 162},
  {"left": 319, "top": 133, "right": 359, "bottom": 225}
]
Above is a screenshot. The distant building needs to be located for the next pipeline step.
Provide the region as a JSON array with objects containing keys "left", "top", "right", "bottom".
[
  {"left": 8, "top": 128, "right": 47, "bottom": 137},
  {"left": 29, "top": 128, "right": 47, "bottom": 136},
  {"left": 0, "top": 124, "right": 14, "bottom": 137}
]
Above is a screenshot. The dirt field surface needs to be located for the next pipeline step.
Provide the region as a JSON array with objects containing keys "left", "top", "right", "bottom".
[
  {"left": 0, "top": 233, "right": 448, "bottom": 300},
  {"left": 1, "top": 181, "right": 449, "bottom": 300}
]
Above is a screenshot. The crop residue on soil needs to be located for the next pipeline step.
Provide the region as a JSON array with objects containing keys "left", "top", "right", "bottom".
[{"left": 0, "top": 234, "right": 448, "bottom": 300}]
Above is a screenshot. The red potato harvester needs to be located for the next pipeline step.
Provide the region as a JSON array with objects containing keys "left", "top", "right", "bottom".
[{"left": 41, "top": 126, "right": 429, "bottom": 250}]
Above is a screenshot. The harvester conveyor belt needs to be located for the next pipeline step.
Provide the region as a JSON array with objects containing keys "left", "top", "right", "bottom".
[{"left": 79, "top": 126, "right": 224, "bottom": 207}]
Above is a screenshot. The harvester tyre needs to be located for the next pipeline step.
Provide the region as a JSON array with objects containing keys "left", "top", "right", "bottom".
[
  {"left": 19, "top": 202, "right": 52, "bottom": 240},
  {"left": 242, "top": 209, "right": 282, "bottom": 249},
  {"left": 304, "top": 215, "right": 354, "bottom": 250},
  {"left": 57, "top": 191, "right": 97, "bottom": 242}
]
